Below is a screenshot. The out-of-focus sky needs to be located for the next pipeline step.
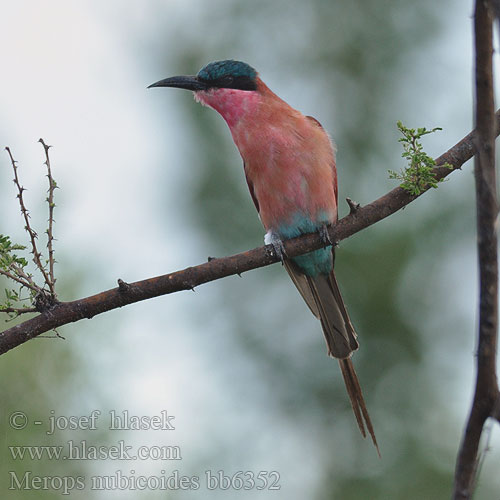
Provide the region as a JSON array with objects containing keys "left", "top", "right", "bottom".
[{"left": 1, "top": 1, "right": 500, "bottom": 499}]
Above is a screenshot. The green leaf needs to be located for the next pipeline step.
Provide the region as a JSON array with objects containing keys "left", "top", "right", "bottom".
[{"left": 389, "top": 122, "right": 452, "bottom": 195}]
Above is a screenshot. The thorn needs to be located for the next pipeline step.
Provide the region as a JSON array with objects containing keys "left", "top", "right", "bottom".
[
  {"left": 182, "top": 281, "right": 196, "bottom": 292},
  {"left": 207, "top": 256, "right": 216, "bottom": 262},
  {"left": 117, "top": 278, "right": 130, "bottom": 293},
  {"left": 38, "top": 138, "right": 52, "bottom": 149},
  {"left": 346, "top": 197, "right": 361, "bottom": 215}
]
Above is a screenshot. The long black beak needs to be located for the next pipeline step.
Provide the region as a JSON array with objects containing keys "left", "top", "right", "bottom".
[{"left": 148, "top": 75, "right": 208, "bottom": 91}]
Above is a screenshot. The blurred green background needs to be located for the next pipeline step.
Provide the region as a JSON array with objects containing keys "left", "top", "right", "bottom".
[{"left": 1, "top": 0, "right": 499, "bottom": 498}]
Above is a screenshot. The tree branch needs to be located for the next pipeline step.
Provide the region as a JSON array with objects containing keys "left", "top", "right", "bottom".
[
  {"left": 453, "top": 2, "right": 499, "bottom": 499},
  {"left": 1, "top": 111, "right": 500, "bottom": 356}
]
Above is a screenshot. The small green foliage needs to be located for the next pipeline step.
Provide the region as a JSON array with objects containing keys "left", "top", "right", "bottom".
[
  {"left": 389, "top": 121, "right": 452, "bottom": 195},
  {"left": 1, "top": 288, "right": 22, "bottom": 319},
  {"left": 0, "top": 234, "right": 26, "bottom": 267},
  {"left": 0, "top": 234, "right": 37, "bottom": 318}
]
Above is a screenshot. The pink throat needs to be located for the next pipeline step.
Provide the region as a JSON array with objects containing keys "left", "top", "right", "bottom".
[{"left": 194, "top": 88, "right": 261, "bottom": 129}]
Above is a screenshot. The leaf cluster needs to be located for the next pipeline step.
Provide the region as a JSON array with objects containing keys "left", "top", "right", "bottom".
[
  {"left": 0, "top": 234, "right": 27, "bottom": 269},
  {"left": 389, "top": 121, "right": 452, "bottom": 195},
  {"left": 0, "top": 235, "right": 36, "bottom": 318}
]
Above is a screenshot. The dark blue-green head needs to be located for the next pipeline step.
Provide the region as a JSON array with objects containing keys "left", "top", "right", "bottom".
[
  {"left": 197, "top": 60, "right": 257, "bottom": 89},
  {"left": 148, "top": 59, "right": 258, "bottom": 92}
]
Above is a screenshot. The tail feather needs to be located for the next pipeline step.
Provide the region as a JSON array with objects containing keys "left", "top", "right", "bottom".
[
  {"left": 284, "top": 260, "right": 379, "bottom": 454},
  {"left": 307, "top": 272, "right": 359, "bottom": 357},
  {"left": 327, "top": 272, "right": 360, "bottom": 353},
  {"left": 339, "top": 358, "right": 380, "bottom": 456}
]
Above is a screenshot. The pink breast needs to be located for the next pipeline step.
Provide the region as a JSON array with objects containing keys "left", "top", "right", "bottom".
[{"left": 195, "top": 87, "right": 338, "bottom": 231}]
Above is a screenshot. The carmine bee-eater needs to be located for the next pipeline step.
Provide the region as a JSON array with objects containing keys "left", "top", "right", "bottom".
[{"left": 150, "top": 60, "right": 378, "bottom": 451}]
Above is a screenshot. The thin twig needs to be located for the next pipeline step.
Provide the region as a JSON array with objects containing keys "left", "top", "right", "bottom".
[
  {"left": 38, "top": 329, "right": 65, "bottom": 340},
  {"left": 0, "top": 306, "right": 37, "bottom": 315},
  {"left": 452, "top": 1, "right": 500, "bottom": 499},
  {"left": 39, "top": 138, "right": 57, "bottom": 296},
  {"left": 0, "top": 268, "right": 40, "bottom": 293},
  {"left": 11, "top": 264, "right": 39, "bottom": 291},
  {"left": 0, "top": 113, "right": 498, "bottom": 355}
]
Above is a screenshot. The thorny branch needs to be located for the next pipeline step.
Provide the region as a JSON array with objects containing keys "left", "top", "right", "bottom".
[
  {"left": 452, "top": 1, "right": 499, "bottom": 499},
  {"left": 39, "top": 138, "right": 57, "bottom": 297},
  {"left": 1, "top": 112, "right": 499, "bottom": 355}
]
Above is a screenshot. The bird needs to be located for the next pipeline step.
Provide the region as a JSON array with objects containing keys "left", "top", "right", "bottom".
[{"left": 149, "top": 59, "right": 378, "bottom": 452}]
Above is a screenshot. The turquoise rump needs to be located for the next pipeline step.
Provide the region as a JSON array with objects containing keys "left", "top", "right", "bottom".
[{"left": 277, "top": 213, "right": 333, "bottom": 277}]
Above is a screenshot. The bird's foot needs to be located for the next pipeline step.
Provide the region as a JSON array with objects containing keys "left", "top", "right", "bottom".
[
  {"left": 264, "top": 231, "right": 287, "bottom": 263},
  {"left": 318, "top": 224, "right": 333, "bottom": 246}
]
